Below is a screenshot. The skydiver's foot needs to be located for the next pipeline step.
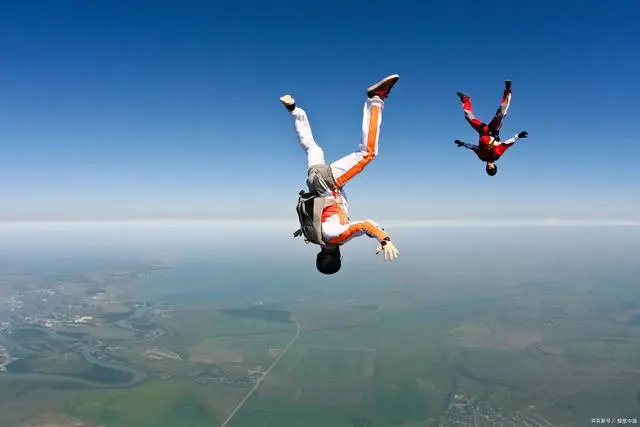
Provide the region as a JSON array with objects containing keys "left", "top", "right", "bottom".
[
  {"left": 456, "top": 92, "right": 468, "bottom": 102},
  {"left": 454, "top": 140, "right": 464, "bottom": 147},
  {"left": 367, "top": 74, "right": 399, "bottom": 99},
  {"left": 505, "top": 80, "right": 512, "bottom": 91},
  {"left": 279, "top": 94, "right": 296, "bottom": 112}
]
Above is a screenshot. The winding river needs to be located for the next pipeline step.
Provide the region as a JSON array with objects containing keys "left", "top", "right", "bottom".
[{"left": 0, "top": 302, "right": 168, "bottom": 388}]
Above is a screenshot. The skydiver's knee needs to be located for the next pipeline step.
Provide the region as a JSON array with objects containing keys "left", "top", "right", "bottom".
[{"left": 360, "top": 151, "right": 376, "bottom": 162}]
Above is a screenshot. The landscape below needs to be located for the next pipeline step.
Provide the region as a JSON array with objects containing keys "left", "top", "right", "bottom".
[{"left": 0, "top": 226, "right": 639, "bottom": 427}]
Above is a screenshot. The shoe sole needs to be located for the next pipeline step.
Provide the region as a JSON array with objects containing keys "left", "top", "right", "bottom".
[
  {"left": 279, "top": 95, "right": 295, "bottom": 106},
  {"left": 367, "top": 74, "right": 399, "bottom": 94}
]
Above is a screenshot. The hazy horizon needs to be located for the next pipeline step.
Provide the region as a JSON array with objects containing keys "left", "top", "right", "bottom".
[{"left": 0, "top": 218, "right": 638, "bottom": 226}]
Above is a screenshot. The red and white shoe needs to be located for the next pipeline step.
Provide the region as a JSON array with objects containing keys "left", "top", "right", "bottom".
[{"left": 367, "top": 74, "right": 399, "bottom": 99}]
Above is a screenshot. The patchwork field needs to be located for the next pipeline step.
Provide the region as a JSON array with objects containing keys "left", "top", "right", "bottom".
[
  {"left": 3, "top": 227, "right": 640, "bottom": 427},
  {"left": 225, "top": 306, "right": 456, "bottom": 427}
]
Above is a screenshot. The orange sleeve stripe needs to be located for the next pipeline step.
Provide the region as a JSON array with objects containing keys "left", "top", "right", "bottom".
[
  {"left": 334, "top": 105, "right": 380, "bottom": 188},
  {"left": 326, "top": 223, "right": 362, "bottom": 245},
  {"left": 325, "top": 220, "right": 389, "bottom": 245},
  {"left": 362, "top": 220, "right": 389, "bottom": 241}
]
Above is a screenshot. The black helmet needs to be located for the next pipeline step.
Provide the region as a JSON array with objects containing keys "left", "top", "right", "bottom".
[
  {"left": 485, "top": 163, "right": 498, "bottom": 176},
  {"left": 316, "top": 247, "right": 342, "bottom": 275}
]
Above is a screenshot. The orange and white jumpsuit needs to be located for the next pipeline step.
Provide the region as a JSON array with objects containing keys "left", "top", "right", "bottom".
[{"left": 289, "top": 97, "right": 390, "bottom": 247}]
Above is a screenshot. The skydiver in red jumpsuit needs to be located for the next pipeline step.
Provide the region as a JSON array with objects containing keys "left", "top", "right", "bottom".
[{"left": 454, "top": 80, "right": 529, "bottom": 176}]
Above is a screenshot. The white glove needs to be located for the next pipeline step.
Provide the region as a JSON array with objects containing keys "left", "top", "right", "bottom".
[{"left": 376, "top": 241, "right": 399, "bottom": 261}]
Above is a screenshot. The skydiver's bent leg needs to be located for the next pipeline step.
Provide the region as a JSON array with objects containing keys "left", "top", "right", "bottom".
[
  {"left": 488, "top": 82, "right": 512, "bottom": 134},
  {"left": 330, "top": 97, "right": 384, "bottom": 188},
  {"left": 289, "top": 106, "right": 326, "bottom": 168},
  {"left": 458, "top": 93, "right": 486, "bottom": 133}
]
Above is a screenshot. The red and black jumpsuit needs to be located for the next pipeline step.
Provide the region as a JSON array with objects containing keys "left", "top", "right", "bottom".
[{"left": 460, "top": 85, "right": 513, "bottom": 158}]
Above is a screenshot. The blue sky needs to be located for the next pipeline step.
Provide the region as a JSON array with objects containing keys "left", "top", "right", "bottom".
[{"left": 0, "top": 0, "right": 638, "bottom": 221}]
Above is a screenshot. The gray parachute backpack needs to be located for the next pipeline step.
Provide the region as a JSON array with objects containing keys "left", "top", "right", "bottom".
[
  {"left": 293, "top": 190, "right": 331, "bottom": 245},
  {"left": 293, "top": 164, "right": 337, "bottom": 245}
]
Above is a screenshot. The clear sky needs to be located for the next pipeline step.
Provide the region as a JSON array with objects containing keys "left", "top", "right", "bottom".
[{"left": 0, "top": 0, "right": 638, "bottom": 222}]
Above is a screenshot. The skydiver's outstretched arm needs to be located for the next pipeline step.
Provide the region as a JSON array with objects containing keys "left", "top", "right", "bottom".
[
  {"left": 497, "top": 131, "right": 528, "bottom": 147},
  {"left": 454, "top": 140, "right": 479, "bottom": 152},
  {"left": 500, "top": 135, "right": 517, "bottom": 146},
  {"left": 323, "top": 219, "right": 390, "bottom": 246},
  {"left": 492, "top": 131, "right": 528, "bottom": 156},
  {"left": 323, "top": 219, "right": 399, "bottom": 260}
]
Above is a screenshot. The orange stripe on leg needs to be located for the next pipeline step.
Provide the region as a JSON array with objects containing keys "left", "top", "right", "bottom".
[
  {"left": 334, "top": 105, "right": 381, "bottom": 188},
  {"left": 365, "top": 105, "right": 380, "bottom": 154}
]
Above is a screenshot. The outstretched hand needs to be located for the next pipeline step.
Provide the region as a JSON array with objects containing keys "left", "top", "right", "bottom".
[
  {"left": 518, "top": 131, "right": 528, "bottom": 138},
  {"left": 454, "top": 140, "right": 464, "bottom": 147},
  {"left": 505, "top": 80, "right": 512, "bottom": 90},
  {"left": 376, "top": 241, "right": 399, "bottom": 261}
]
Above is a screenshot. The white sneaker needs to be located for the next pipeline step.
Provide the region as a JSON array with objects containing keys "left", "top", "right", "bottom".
[{"left": 279, "top": 95, "right": 296, "bottom": 109}]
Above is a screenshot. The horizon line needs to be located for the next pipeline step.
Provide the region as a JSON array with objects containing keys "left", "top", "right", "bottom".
[{"left": 0, "top": 218, "right": 637, "bottom": 229}]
